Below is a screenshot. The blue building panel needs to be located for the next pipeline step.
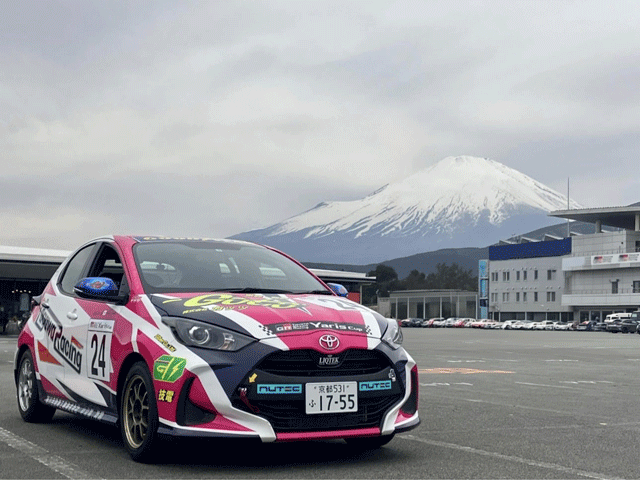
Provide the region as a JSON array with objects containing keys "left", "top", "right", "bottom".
[{"left": 489, "top": 238, "right": 571, "bottom": 261}]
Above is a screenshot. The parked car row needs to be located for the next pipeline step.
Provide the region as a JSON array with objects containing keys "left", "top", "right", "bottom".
[{"left": 399, "top": 317, "right": 640, "bottom": 333}]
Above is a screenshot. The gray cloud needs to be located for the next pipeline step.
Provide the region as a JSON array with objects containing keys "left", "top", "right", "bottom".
[{"left": 2, "top": 0, "right": 640, "bottom": 251}]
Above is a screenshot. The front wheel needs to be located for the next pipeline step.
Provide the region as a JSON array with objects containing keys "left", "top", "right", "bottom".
[
  {"left": 345, "top": 434, "right": 395, "bottom": 450},
  {"left": 17, "top": 350, "right": 56, "bottom": 422},
  {"left": 120, "top": 362, "right": 160, "bottom": 462}
]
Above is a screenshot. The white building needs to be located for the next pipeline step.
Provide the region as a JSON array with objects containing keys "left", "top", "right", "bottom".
[{"left": 482, "top": 205, "right": 640, "bottom": 323}]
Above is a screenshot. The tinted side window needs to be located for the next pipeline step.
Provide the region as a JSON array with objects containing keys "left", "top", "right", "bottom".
[{"left": 60, "top": 245, "right": 96, "bottom": 294}]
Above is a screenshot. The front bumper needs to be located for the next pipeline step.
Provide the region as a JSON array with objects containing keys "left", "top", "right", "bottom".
[{"left": 159, "top": 347, "right": 420, "bottom": 441}]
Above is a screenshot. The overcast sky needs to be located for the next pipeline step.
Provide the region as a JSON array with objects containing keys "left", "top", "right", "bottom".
[{"left": 2, "top": 1, "right": 640, "bottom": 250}]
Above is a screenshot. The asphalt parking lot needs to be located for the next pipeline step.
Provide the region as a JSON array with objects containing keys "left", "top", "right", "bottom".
[{"left": 1, "top": 328, "right": 639, "bottom": 479}]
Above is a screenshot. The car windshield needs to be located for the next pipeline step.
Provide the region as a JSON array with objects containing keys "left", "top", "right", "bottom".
[{"left": 132, "top": 240, "right": 329, "bottom": 294}]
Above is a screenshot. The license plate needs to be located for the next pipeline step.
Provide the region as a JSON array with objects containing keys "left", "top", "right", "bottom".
[{"left": 305, "top": 381, "right": 358, "bottom": 414}]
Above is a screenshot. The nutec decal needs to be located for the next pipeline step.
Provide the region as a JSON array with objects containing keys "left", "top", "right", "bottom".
[
  {"left": 359, "top": 380, "right": 392, "bottom": 391},
  {"left": 257, "top": 384, "right": 302, "bottom": 394}
]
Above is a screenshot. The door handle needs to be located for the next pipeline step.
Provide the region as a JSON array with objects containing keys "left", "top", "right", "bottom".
[{"left": 67, "top": 312, "right": 78, "bottom": 321}]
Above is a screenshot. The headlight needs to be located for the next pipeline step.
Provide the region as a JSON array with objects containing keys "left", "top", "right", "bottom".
[
  {"left": 162, "top": 317, "right": 255, "bottom": 351},
  {"left": 382, "top": 318, "right": 403, "bottom": 349}
]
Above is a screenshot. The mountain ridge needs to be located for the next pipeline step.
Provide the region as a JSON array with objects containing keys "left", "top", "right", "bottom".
[{"left": 232, "top": 156, "right": 582, "bottom": 263}]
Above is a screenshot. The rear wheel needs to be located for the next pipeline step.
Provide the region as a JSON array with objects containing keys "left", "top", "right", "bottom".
[
  {"left": 17, "top": 350, "right": 56, "bottom": 422},
  {"left": 120, "top": 362, "right": 160, "bottom": 462},
  {"left": 345, "top": 434, "right": 395, "bottom": 450}
]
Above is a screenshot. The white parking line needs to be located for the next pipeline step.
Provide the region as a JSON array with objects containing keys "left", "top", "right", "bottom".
[
  {"left": 0, "top": 426, "right": 101, "bottom": 479},
  {"left": 399, "top": 435, "right": 623, "bottom": 480}
]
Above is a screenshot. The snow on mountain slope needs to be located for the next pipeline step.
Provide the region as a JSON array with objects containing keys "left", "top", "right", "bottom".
[
  {"left": 231, "top": 156, "right": 582, "bottom": 263},
  {"left": 268, "top": 156, "right": 581, "bottom": 238}
]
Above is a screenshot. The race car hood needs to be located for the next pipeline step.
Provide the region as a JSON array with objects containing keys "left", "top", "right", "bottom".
[{"left": 149, "top": 292, "right": 389, "bottom": 341}]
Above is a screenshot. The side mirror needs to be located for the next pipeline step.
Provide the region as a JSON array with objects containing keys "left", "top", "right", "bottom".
[
  {"left": 327, "top": 283, "right": 349, "bottom": 297},
  {"left": 74, "top": 277, "right": 127, "bottom": 303}
]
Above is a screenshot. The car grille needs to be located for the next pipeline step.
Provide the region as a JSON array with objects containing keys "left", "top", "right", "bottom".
[
  {"left": 256, "top": 349, "right": 390, "bottom": 377},
  {"left": 234, "top": 349, "right": 404, "bottom": 432}
]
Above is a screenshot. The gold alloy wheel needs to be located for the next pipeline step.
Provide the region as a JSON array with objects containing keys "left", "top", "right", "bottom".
[
  {"left": 123, "top": 374, "right": 149, "bottom": 449},
  {"left": 18, "top": 356, "right": 34, "bottom": 412}
]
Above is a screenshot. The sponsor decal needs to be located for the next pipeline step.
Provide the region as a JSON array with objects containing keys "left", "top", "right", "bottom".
[
  {"left": 318, "top": 355, "right": 340, "bottom": 366},
  {"left": 153, "top": 355, "right": 187, "bottom": 383},
  {"left": 318, "top": 334, "right": 339, "bottom": 351},
  {"left": 89, "top": 320, "right": 115, "bottom": 333},
  {"left": 167, "top": 293, "right": 305, "bottom": 314},
  {"left": 154, "top": 334, "right": 177, "bottom": 353},
  {"left": 359, "top": 380, "right": 392, "bottom": 391},
  {"left": 268, "top": 321, "right": 367, "bottom": 335},
  {"left": 389, "top": 369, "right": 397, "bottom": 382},
  {"left": 33, "top": 311, "right": 44, "bottom": 331},
  {"left": 257, "top": 384, "right": 302, "bottom": 394},
  {"left": 249, "top": 373, "right": 258, "bottom": 383},
  {"left": 38, "top": 309, "right": 83, "bottom": 373},
  {"left": 158, "top": 389, "right": 175, "bottom": 403}
]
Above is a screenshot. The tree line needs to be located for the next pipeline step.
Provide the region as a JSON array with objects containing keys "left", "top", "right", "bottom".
[{"left": 362, "top": 263, "right": 478, "bottom": 305}]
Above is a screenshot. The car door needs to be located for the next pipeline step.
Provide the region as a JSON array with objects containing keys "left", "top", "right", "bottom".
[
  {"left": 37, "top": 242, "right": 97, "bottom": 394},
  {"left": 62, "top": 242, "right": 128, "bottom": 408},
  {"left": 45, "top": 242, "right": 127, "bottom": 409}
]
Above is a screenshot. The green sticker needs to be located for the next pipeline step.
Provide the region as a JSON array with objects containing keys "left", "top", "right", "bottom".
[{"left": 153, "top": 355, "right": 187, "bottom": 383}]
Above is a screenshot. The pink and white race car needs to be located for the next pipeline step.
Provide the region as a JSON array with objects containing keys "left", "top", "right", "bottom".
[{"left": 15, "top": 236, "right": 419, "bottom": 461}]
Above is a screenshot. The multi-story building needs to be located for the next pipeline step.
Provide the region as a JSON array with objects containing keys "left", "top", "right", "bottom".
[
  {"left": 481, "top": 205, "right": 640, "bottom": 323},
  {"left": 482, "top": 238, "right": 572, "bottom": 322}
]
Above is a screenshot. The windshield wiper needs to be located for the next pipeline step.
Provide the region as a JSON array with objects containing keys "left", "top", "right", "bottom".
[{"left": 209, "top": 287, "right": 295, "bottom": 294}]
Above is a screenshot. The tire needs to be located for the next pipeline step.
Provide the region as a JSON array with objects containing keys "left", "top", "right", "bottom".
[
  {"left": 345, "top": 434, "right": 395, "bottom": 450},
  {"left": 120, "top": 362, "right": 160, "bottom": 462},
  {"left": 16, "top": 350, "right": 56, "bottom": 422}
]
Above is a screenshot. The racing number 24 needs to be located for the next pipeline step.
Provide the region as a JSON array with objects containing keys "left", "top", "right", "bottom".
[
  {"left": 90, "top": 334, "right": 106, "bottom": 378},
  {"left": 87, "top": 331, "right": 111, "bottom": 381}
]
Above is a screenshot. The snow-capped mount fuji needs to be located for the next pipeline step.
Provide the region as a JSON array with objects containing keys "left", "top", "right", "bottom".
[{"left": 231, "top": 156, "right": 582, "bottom": 264}]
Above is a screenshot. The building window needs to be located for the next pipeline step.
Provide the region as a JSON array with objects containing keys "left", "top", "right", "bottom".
[
  {"left": 534, "top": 270, "right": 538, "bottom": 280},
  {"left": 502, "top": 271, "right": 510, "bottom": 281},
  {"left": 502, "top": 293, "right": 509, "bottom": 302},
  {"left": 516, "top": 292, "right": 520, "bottom": 302},
  {"left": 547, "top": 269, "right": 557, "bottom": 280},
  {"left": 547, "top": 291, "right": 556, "bottom": 302},
  {"left": 523, "top": 271, "right": 527, "bottom": 281},
  {"left": 534, "top": 292, "right": 538, "bottom": 302},
  {"left": 491, "top": 272, "right": 499, "bottom": 281},
  {"left": 523, "top": 292, "right": 527, "bottom": 302},
  {"left": 634, "top": 281, "right": 640, "bottom": 293},
  {"left": 612, "top": 280, "right": 618, "bottom": 294},
  {"left": 516, "top": 271, "right": 520, "bottom": 281}
]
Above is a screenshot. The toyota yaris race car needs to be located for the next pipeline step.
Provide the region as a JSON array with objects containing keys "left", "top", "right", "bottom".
[{"left": 15, "top": 236, "right": 419, "bottom": 461}]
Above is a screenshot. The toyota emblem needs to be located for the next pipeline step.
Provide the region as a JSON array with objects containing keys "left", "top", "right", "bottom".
[{"left": 319, "top": 334, "right": 340, "bottom": 351}]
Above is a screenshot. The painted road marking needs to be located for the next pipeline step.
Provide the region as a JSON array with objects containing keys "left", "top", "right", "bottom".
[
  {"left": 515, "top": 382, "right": 575, "bottom": 389},
  {"left": 447, "top": 359, "right": 485, "bottom": 363},
  {"left": 0, "top": 426, "right": 100, "bottom": 479},
  {"left": 421, "top": 382, "right": 474, "bottom": 387},
  {"left": 419, "top": 368, "right": 514, "bottom": 374},
  {"left": 399, "top": 435, "right": 622, "bottom": 480},
  {"left": 560, "top": 380, "right": 614, "bottom": 385}
]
